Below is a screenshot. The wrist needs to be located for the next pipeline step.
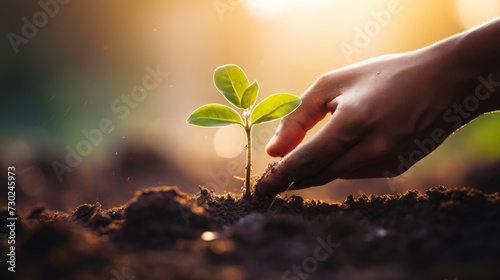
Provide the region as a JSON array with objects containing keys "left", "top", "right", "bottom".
[
  {"left": 454, "top": 18, "right": 500, "bottom": 76},
  {"left": 417, "top": 18, "right": 500, "bottom": 114}
]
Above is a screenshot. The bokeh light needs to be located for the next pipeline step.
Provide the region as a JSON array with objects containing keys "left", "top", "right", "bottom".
[
  {"left": 214, "top": 126, "right": 245, "bottom": 159},
  {"left": 245, "top": 0, "right": 334, "bottom": 14}
]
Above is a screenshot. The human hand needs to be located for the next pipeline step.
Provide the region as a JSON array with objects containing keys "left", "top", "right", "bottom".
[{"left": 254, "top": 47, "right": 500, "bottom": 196}]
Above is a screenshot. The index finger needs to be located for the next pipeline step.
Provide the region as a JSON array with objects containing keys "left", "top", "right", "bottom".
[
  {"left": 254, "top": 106, "right": 361, "bottom": 196},
  {"left": 266, "top": 73, "right": 343, "bottom": 157}
]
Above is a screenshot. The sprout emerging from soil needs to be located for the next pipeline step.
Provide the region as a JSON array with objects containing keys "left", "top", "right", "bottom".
[{"left": 187, "top": 64, "right": 301, "bottom": 197}]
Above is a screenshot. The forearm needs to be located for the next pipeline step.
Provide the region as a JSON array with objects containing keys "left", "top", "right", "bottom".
[
  {"left": 455, "top": 17, "right": 500, "bottom": 77},
  {"left": 420, "top": 17, "right": 500, "bottom": 114},
  {"left": 456, "top": 18, "right": 500, "bottom": 113}
]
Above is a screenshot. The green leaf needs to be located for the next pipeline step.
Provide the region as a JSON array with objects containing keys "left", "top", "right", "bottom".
[
  {"left": 251, "top": 93, "right": 301, "bottom": 125},
  {"left": 213, "top": 64, "right": 249, "bottom": 108},
  {"left": 240, "top": 81, "right": 259, "bottom": 109},
  {"left": 187, "top": 104, "right": 244, "bottom": 127}
]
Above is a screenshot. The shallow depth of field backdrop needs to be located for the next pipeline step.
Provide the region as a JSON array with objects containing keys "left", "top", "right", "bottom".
[{"left": 1, "top": 0, "right": 500, "bottom": 212}]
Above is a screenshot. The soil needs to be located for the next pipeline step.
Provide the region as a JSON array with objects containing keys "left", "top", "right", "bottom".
[{"left": 1, "top": 185, "right": 500, "bottom": 280}]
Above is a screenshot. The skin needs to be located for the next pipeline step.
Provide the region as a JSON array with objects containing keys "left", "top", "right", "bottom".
[{"left": 255, "top": 18, "right": 500, "bottom": 197}]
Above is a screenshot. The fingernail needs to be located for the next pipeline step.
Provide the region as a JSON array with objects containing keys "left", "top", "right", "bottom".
[
  {"left": 267, "top": 134, "right": 277, "bottom": 148},
  {"left": 275, "top": 122, "right": 283, "bottom": 135},
  {"left": 267, "top": 122, "right": 282, "bottom": 149}
]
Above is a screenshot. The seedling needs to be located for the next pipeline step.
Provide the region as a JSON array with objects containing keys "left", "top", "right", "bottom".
[{"left": 187, "top": 64, "right": 301, "bottom": 197}]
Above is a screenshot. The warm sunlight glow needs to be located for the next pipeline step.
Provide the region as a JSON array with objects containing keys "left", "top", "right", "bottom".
[
  {"left": 213, "top": 126, "right": 244, "bottom": 158},
  {"left": 201, "top": 231, "right": 220, "bottom": 241},
  {"left": 456, "top": 0, "right": 499, "bottom": 29},
  {"left": 244, "top": 0, "right": 333, "bottom": 14}
]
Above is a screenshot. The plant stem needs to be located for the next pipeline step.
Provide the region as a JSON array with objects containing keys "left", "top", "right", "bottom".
[{"left": 244, "top": 125, "right": 252, "bottom": 197}]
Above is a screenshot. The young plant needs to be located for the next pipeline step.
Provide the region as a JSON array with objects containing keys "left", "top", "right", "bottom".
[{"left": 187, "top": 64, "right": 301, "bottom": 197}]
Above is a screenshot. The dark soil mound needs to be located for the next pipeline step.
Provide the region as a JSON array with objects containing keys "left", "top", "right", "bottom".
[{"left": 2, "top": 186, "right": 500, "bottom": 280}]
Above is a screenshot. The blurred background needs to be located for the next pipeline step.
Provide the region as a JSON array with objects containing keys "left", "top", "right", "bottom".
[{"left": 1, "top": 0, "right": 499, "bottom": 212}]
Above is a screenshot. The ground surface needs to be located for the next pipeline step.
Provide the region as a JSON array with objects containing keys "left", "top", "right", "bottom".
[{"left": 1, "top": 185, "right": 500, "bottom": 280}]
